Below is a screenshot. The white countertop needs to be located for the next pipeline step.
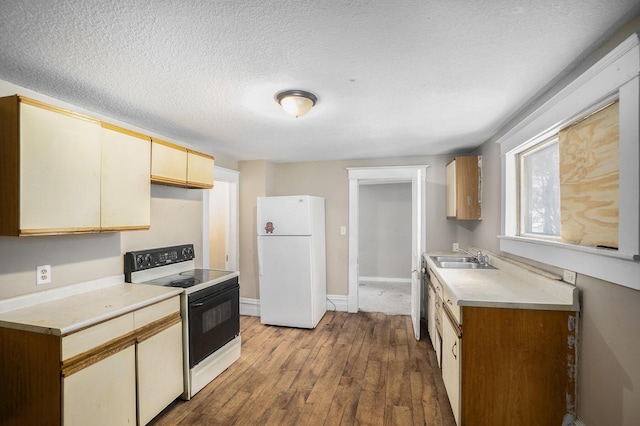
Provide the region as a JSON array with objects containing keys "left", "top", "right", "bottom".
[
  {"left": 425, "top": 251, "right": 579, "bottom": 312},
  {"left": 0, "top": 281, "right": 182, "bottom": 335}
]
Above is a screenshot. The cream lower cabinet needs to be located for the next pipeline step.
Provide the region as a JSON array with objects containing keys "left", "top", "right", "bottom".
[
  {"left": 63, "top": 346, "right": 137, "bottom": 425},
  {"left": 441, "top": 307, "right": 461, "bottom": 425},
  {"left": 0, "top": 296, "right": 182, "bottom": 425},
  {"left": 137, "top": 318, "right": 184, "bottom": 424}
]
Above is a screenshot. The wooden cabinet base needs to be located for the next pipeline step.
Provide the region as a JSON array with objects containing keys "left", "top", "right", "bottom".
[{"left": 460, "top": 307, "right": 577, "bottom": 425}]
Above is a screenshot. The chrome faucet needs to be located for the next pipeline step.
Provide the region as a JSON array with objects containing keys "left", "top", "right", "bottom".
[{"left": 455, "top": 247, "right": 489, "bottom": 266}]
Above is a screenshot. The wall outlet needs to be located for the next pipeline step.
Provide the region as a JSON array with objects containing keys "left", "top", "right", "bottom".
[
  {"left": 563, "top": 269, "right": 577, "bottom": 285},
  {"left": 453, "top": 242, "right": 459, "bottom": 252},
  {"left": 37, "top": 265, "right": 51, "bottom": 285}
]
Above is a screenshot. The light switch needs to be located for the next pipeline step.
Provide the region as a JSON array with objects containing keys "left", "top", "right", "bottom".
[{"left": 340, "top": 226, "right": 347, "bottom": 235}]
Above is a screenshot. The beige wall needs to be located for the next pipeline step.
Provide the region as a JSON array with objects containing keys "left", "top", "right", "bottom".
[
  {"left": 0, "top": 78, "right": 222, "bottom": 300},
  {"left": 465, "top": 16, "right": 640, "bottom": 425},
  {"left": 238, "top": 160, "right": 275, "bottom": 299},
  {"left": 0, "top": 185, "right": 205, "bottom": 299},
  {"left": 209, "top": 181, "right": 229, "bottom": 269},
  {"left": 468, "top": 136, "right": 640, "bottom": 425},
  {"left": 238, "top": 155, "right": 459, "bottom": 298}
]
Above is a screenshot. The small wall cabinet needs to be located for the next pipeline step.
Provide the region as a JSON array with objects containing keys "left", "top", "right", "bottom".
[
  {"left": 446, "top": 156, "right": 482, "bottom": 220},
  {"left": 151, "top": 139, "right": 214, "bottom": 189}
]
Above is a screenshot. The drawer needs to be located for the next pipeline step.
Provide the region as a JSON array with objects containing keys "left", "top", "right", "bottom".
[
  {"left": 62, "top": 313, "right": 134, "bottom": 360},
  {"left": 443, "top": 285, "right": 461, "bottom": 325},
  {"left": 134, "top": 296, "right": 180, "bottom": 329},
  {"left": 429, "top": 269, "right": 444, "bottom": 299}
]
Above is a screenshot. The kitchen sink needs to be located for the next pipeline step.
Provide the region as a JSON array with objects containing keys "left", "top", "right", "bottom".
[
  {"left": 431, "top": 256, "right": 474, "bottom": 263},
  {"left": 430, "top": 256, "right": 496, "bottom": 270}
]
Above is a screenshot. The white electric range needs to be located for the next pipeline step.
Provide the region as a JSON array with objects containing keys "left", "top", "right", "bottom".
[{"left": 124, "top": 244, "right": 240, "bottom": 399}]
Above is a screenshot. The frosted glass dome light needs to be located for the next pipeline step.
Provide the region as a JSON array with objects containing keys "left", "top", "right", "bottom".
[{"left": 275, "top": 90, "right": 318, "bottom": 118}]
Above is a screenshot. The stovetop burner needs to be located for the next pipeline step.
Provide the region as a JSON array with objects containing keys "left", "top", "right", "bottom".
[{"left": 142, "top": 269, "right": 233, "bottom": 288}]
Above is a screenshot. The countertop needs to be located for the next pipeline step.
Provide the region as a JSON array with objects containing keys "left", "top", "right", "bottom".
[
  {"left": 0, "top": 280, "right": 183, "bottom": 335},
  {"left": 425, "top": 251, "right": 579, "bottom": 312}
]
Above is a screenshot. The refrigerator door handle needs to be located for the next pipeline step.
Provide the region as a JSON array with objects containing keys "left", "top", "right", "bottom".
[{"left": 257, "top": 237, "right": 263, "bottom": 276}]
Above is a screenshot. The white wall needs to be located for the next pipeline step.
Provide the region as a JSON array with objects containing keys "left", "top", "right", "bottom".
[{"left": 358, "top": 183, "right": 412, "bottom": 279}]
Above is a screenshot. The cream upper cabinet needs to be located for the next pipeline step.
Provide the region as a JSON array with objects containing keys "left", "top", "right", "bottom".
[
  {"left": 187, "top": 150, "right": 214, "bottom": 188},
  {"left": 151, "top": 138, "right": 214, "bottom": 189},
  {"left": 101, "top": 123, "right": 151, "bottom": 230},
  {"left": 151, "top": 139, "right": 188, "bottom": 186},
  {"left": 0, "top": 96, "right": 102, "bottom": 235},
  {"left": 446, "top": 156, "right": 482, "bottom": 220}
]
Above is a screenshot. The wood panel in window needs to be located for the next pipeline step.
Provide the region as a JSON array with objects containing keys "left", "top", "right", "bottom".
[{"left": 559, "top": 101, "right": 619, "bottom": 248}]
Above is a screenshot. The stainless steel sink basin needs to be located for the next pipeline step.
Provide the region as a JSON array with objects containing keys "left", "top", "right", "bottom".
[
  {"left": 429, "top": 256, "right": 496, "bottom": 270},
  {"left": 431, "top": 256, "right": 474, "bottom": 263}
]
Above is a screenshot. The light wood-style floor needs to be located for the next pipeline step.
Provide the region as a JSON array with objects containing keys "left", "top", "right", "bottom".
[{"left": 150, "top": 311, "right": 456, "bottom": 426}]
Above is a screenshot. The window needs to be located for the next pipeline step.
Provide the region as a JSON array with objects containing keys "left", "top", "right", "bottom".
[
  {"left": 496, "top": 33, "right": 640, "bottom": 290},
  {"left": 519, "top": 138, "right": 560, "bottom": 238}
]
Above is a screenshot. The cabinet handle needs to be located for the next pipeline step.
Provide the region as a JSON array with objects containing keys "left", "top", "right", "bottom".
[
  {"left": 452, "top": 341, "right": 458, "bottom": 360},
  {"left": 447, "top": 299, "right": 453, "bottom": 306}
]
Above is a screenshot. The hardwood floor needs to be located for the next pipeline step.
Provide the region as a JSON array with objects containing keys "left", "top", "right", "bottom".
[{"left": 150, "top": 312, "right": 456, "bottom": 426}]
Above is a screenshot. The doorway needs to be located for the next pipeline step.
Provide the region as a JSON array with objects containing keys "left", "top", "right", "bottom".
[
  {"left": 347, "top": 166, "right": 428, "bottom": 340},
  {"left": 357, "top": 182, "right": 412, "bottom": 315},
  {"left": 202, "top": 166, "right": 239, "bottom": 271}
]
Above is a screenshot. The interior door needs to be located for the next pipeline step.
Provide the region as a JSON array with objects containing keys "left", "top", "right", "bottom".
[{"left": 410, "top": 169, "right": 426, "bottom": 340}]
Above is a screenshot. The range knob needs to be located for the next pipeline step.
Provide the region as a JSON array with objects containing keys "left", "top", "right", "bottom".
[
  {"left": 144, "top": 254, "right": 152, "bottom": 266},
  {"left": 136, "top": 255, "right": 144, "bottom": 267},
  {"left": 181, "top": 247, "right": 188, "bottom": 258}
]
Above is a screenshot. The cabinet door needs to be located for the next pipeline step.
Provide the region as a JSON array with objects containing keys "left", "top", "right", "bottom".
[
  {"left": 101, "top": 124, "right": 151, "bottom": 230},
  {"left": 445, "top": 160, "right": 457, "bottom": 218},
  {"left": 442, "top": 314, "right": 461, "bottom": 425},
  {"left": 137, "top": 322, "right": 184, "bottom": 425},
  {"left": 151, "top": 139, "right": 187, "bottom": 186},
  {"left": 20, "top": 101, "right": 101, "bottom": 233},
  {"left": 427, "top": 284, "right": 436, "bottom": 349},
  {"left": 186, "top": 150, "right": 214, "bottom": 188},
  {"left": 63, "top": 346, "right": 136, "bottom": 425}
]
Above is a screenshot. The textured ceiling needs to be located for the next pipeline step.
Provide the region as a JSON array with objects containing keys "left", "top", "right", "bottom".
[{"left": 0, "top": 1, "right": 638, "bottom": 162}]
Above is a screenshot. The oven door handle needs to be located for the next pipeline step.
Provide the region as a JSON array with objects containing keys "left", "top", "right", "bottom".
[{"left": 192, "top": 302, "right": 204, "bottom": 307}]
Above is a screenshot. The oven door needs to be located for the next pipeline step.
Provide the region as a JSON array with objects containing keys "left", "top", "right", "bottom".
[{"left": 188, "top": 278, "right": 240, "bottom": 368}]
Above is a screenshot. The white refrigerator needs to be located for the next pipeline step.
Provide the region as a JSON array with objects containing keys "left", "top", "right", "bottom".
[{"left": 257, "top": 195, "right": 327, "bottom": 328}]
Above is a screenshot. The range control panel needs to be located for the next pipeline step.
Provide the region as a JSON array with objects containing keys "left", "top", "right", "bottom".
[{"left": 124, "top": 244, "right": 195, "bottom": 280}]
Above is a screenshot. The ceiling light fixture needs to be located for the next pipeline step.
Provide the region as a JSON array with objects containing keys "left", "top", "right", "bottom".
[{"left": 275, "top": 89, "right": 318, "bottom": 118}]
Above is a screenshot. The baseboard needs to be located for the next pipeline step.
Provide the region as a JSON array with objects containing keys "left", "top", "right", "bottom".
[
  {"left": 240, "top": 294, "right": 349, "bottom": 317},
  {"left": 359, "top": 276, "right": 411, "bottom": 284},
  {"left": 239, "top": 297, "right": 260, "bottom": 316},
  {"left": 326, "top": 294, "right": 348, "bottom": 312}
]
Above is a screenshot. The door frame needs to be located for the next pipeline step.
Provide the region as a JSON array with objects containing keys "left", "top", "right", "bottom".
[
  {"left": 202, "top": 166, "right": 240, "bottom": 271},
  {"left": 347, "top": 165, "right": 428, "bottom": 340}
]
